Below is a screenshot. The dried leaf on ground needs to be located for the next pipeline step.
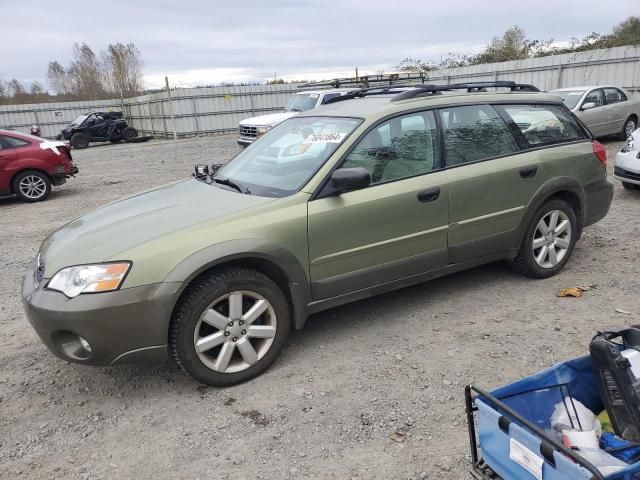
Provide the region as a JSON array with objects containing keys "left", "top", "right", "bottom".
[
  {"left": 557, "top": 287, "right": 583, "bottom": 298},
  {"left": 390, "top": 431, "right": 406, "bottom": 443}
]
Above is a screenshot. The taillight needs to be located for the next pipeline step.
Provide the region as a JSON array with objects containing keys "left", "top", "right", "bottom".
[{"left": 592, "top": 140, "right": 607, "bottom": 166}]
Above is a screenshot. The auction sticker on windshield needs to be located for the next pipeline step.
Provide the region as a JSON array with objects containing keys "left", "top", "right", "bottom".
[{"left": 303, "top": 132, "right": 347, "bottom": 144}]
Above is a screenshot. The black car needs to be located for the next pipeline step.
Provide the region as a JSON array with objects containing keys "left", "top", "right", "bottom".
[{"left": 58, "top": 111, "right": 138, "bottom": 149}]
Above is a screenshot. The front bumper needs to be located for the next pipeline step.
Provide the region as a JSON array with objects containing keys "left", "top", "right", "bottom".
[
  {"left": 22, "top": 263, "right": 182, "bottom": 365},
  {"left": 583, "top": 179, "right": 614, "bottom": 227},
  {"left": 614, "top": 150, "right": 640, "bottom": 186},
  {"left": 237, "top": 136, "right": 256, "bottom": 147}
]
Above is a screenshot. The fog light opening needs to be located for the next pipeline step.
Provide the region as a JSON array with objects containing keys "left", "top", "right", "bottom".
[
  {"left": 53, "top": 331, "right": 92, "bottom": 360},
  {"left": 78, "top": 336, "right": 92, "bottom": 353}
]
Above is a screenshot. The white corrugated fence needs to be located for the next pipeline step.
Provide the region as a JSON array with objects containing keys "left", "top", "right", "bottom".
[{"left": 1, "top": 45, "right": 638, "bottom": 139}]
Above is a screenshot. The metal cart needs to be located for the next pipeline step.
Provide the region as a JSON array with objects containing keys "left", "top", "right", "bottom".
[{"left": 465, "top": 356, "right": 640, "bottom": 479}]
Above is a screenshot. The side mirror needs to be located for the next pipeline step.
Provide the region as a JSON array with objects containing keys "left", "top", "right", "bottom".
[
  {"left": 581, "top": 102, "right": 597, "bottom": 111},
  {"left": 331, "top": 167, "right": 370, "bottom": 193}
]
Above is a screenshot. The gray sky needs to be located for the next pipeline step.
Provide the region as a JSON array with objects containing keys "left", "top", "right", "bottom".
[{"left": 1, "top": 0, "right": 638, "bottom": 90}]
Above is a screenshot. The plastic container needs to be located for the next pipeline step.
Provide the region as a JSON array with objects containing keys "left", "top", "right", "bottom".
[{"left": 465, "top": 356, "right": 640, "bottom": 479}]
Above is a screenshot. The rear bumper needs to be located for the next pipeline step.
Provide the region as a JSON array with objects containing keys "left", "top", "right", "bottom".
[
  {"left": 52, "top": 165, "right": 78, "bottom": 185},
  {"left": 22, "top": 262, "right": 182, "bottom": 366},
  {"left": 583, "top": 179, "right": 613, "bottom": 227}
]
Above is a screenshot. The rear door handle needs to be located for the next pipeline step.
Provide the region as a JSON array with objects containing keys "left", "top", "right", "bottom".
[
  {"left": 520, "top": 165, "right": 537, "bottom": 178},
  {"left": 417, "top": 187, "right": 440, "bottom": 203}
]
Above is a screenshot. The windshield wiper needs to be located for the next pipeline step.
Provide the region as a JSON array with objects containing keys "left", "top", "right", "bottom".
[
  {"left": 212, "top": 177, "right": 251, "bottom": 194},
  {"left": 289, "top": 108, "right": 302, "bottom": 112}
]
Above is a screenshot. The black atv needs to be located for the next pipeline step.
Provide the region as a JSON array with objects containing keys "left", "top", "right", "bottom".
[{"left": 57, "top": 111, "right": 138, "bottom": 149}]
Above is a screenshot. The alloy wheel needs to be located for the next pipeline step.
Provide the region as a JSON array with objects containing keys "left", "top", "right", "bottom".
[
  {"left": 19, "top": 175, "right": 47, "bottom": 200},
  {"left": 193, "top": 291, "right": 277, "bottom": 374},
  {"left": 532, "top": 210, "right": 572, "bottom": 268},
  {"left": 625, "top": 119, "right": 636, "bottom": 138}
]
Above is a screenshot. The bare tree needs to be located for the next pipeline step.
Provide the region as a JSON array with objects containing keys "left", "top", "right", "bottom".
[
  {"left": 68, "top": 43, "right": 107, "bottom": 98},
  {"left": 395, "top": 57, "right": 435, "bottom": 76},
  {"left": 102, "top": 42, "right": 144, "bottom": 96},
  {"left": 47, "top": 61, "right": 69, "bottom": 94},
  {"left": 7, "top": 78, "right": 28, "bottom": 102}
]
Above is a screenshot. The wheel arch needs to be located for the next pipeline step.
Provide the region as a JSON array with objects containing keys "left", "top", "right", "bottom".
[
  {"left": 513, "top": 178, "right": 585, "bottom": 253},
  {"left": 165, "top": 240, "right": 311, "bottom": 331},
  {"left": 10, "top": 167, "right": 53, "bottom": 193}
]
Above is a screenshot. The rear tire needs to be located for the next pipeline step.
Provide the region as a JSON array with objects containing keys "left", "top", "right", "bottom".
[
  {"left": 169, "top": 267, "right": 290, "bottom": 387},
  {"left": 510, "top": 199, "right": 577, "bottom": 279},
  {"left": 620, "top": 117, "right": 637, "bottom": 140},
  {"left": 12, "top": 170, "right": 52, "bottom": 202},
  {"left": 70, "top": 132, "right": 90, "bottom": 149},
  {"left": 122, "top": 127, "right": 138, "bottom": 142}
]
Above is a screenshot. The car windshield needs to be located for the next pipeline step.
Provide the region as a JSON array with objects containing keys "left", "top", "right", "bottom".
[
  {"left": 215, "top": 116, "right": 361, "bottom": 197},
  {"left": 285, "top": 94, "right": 319, "bottom": 112},
  {"left": 70, "top": 114, "right": 88, "bottom": 127},
  {"left": 551, "top": 90, "right": 586, "bottom": 109}
]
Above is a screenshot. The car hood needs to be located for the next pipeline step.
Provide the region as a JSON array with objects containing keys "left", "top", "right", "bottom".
[
  {"left": 239, "top": 111, "right": 298, "bottom": 127},
  {"left": 39, "top": 179, "right": 276, "bottom": 277}
]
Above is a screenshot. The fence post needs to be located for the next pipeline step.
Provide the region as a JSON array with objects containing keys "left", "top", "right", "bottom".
[
  {"left": 249, "top": 91, "right": 255, "bottom": 116},
  {"left": 556, "top": 65, "right": 564, "bottom": 89},
  {"left": 165, "top": 76, "right": 178, "bottom": 141},
  {"left": 191, "top": 96, "right": 200, "bottom": 136},
  {"left": 160, "top": 99, "right": 168, "bottom": 139},
  {"left": 147, "top": 99, "right": 154, "bottom": 137}
]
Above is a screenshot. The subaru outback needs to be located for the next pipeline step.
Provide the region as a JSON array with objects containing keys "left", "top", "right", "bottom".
[{"left": 22, "top": 81, "right": 613, "bottom": 386}]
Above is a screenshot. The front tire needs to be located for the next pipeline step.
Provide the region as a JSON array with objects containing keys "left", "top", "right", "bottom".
[
  {"left": 622, "top": 182, "right": 639, "bottom": 190},
  {"left": 169, "top": 268, "right": 290, "bottom": 386},
  {"left": 12, "top": 170, "right": 52, "bottom": 202},
  {"left": 511, "top": 199, "right": 577, "bottom": 278},
  {"left": 70, "top": 132, "right": 90, "bottom": 149}
]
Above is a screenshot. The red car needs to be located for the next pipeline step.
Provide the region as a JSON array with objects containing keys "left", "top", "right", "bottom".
[{"left": 0, "top": 130, "right": 78, "bottom": 202}]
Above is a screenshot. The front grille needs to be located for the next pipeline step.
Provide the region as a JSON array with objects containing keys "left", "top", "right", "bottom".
[
  {"left": 239, "top": 125, "right": 258, "bottom": 138},
  {"left": 614, "top": 166, "right": 640, "bottom": 181}
]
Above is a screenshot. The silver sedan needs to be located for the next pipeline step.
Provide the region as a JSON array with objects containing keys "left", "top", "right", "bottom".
[
  {"left": 551, "top": 86, "right": 639, "bottom": 139},
  {"left": 614, "top": 128, "right": 640, "bottom": 190}
]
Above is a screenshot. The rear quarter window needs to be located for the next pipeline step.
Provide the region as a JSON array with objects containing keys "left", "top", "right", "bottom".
[
  {"left": 499, "top": 104, "right": 587, "bottom": 147},
  {"left": 0, "top": 135, "right": 29, "bottom": 149}
]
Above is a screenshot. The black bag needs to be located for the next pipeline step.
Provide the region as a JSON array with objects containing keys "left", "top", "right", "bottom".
[{"left": 590, "top": 327, "right": 640, "bottom": 441}]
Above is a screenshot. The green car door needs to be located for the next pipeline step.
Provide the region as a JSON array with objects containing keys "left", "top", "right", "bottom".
[
  {"left": 441, "top": 104, "right": 544, "bottom": 262},
  {"left": 444, "top": 103, "right": 589, "bottom": 263},
  {"left": 308, "top": 110, "right": 449, "bottom": 300}
]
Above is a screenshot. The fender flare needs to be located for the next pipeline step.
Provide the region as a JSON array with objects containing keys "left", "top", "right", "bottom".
[
  {"left": 512, "top": 177, "right": 585, "bottom": 254},
  {"left": 164, "top": 239, "right": 311, "bottom": 329}
]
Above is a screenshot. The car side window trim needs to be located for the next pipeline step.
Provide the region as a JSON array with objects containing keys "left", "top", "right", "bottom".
[{"left": 311, "top": 107, "right": 446, "bottom": 200}]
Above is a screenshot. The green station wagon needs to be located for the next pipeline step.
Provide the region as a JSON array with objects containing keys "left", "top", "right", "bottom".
[{"left": 22, "top": 81, "right": 613, "bottom": 386}]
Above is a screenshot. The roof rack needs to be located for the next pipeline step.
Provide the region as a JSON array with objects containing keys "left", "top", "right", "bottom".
[
  {"left": 390, "top": 81, "right": 540, "bottom": 101},
  {"left": 323, "top": 80, "right": 540, "bottom": 105}
]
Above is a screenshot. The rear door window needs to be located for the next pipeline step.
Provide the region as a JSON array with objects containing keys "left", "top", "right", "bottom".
[
  {"left": 603, "top": 88, "right": 626, "bottom": 104},
  {"left": 500, "top": 104, "right": 587, "bottom": 147},
  {"left": 439, "top": 105, "right": 519, "bottom": 167}
]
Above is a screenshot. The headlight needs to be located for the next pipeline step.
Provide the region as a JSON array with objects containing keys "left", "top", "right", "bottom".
[
  {"left": 256, "top": 126, "right": 272, "bottom": 137},
  {"left": 47, "top": 262, "right": 131, "bottom": 298}
]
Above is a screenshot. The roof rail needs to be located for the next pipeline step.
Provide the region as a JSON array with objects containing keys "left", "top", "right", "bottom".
[
  {"left": 299, "top": 73, "right": 427, "bottom": 90},
  {"left": 391, "top": 81, "right": 539, "bottom": 101},
  {"left": 323, "top": 84, "right": 419, "bottom": 105}
]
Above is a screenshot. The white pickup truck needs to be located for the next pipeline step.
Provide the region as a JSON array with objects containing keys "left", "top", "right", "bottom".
[{"left": 237, "top": 88, "right": 354, "bottom": 147}]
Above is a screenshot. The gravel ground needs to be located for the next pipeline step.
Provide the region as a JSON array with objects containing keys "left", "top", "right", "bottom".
[{"left": 0, "top": 135, "right": 638, "bottom": 480}]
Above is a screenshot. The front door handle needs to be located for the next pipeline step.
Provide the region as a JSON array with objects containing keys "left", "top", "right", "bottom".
[
  {"left": 520, "top": 165, "right": 538, "bottom": 178},
  {"left": 417, "top": 187, "right": 440, "bottom": 203}
]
